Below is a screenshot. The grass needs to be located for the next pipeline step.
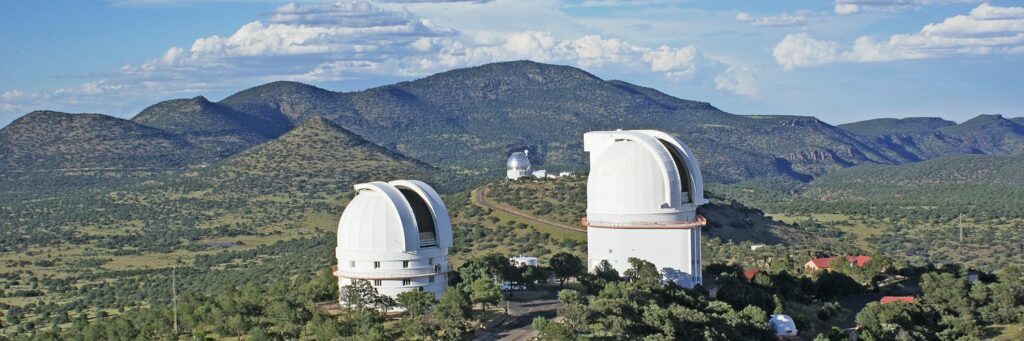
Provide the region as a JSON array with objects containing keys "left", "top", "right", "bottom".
[{"left": 768, "top": 212, "right": 883, "bottom": 252}]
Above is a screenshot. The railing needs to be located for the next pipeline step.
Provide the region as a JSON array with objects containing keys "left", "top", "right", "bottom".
[
  {"left": 336, "top": 264, "right": 448, "bottom": 280},
  {"left": 582, "top": 215, "right": 707, "bottom": 229}
]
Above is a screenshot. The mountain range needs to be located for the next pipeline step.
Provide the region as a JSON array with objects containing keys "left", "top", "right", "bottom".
[{"left": 2, "top": 61, "right": 1022, "bottom": 184}]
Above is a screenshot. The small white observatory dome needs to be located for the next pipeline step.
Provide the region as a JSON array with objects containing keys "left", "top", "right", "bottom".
[
  {"left": 506, "top": 150, "right": 532, "bottom": 180},
  {"left": 336, "top": 180, "right": 452, "bottom": 304}
]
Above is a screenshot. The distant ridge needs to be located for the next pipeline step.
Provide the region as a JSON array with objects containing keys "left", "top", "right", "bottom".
[
  {"left": 133, "top": 96, "right": 274, "bottom": 156},
  {"left": 6, "top": 61, "right": 1024, "bottom": 183},
  {"left": 838, "top": 117, "right": 956, "bottom": 136},
  {"left": 0, "top": 111, "right": 197, "bottom": 177}
]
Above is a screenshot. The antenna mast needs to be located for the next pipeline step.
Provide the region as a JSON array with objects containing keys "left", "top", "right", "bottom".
[
  {"left": 172, "top": 261, "right": 178, "bottom": 334},
  {"left": 958, "top": 212, "right": 963, "bottom": 244}
]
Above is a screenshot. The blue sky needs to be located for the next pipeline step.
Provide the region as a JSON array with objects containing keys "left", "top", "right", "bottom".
[{"left": 1, "top": 0, "right": 1022, "bottom": 127}]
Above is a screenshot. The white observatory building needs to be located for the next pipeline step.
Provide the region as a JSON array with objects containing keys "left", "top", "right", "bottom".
[
  {"left": 335, "top": 180, "right": 453, "bottom": 305},
  {"left": 583, "top": 130, "right": 709, "bottom": 288},
  {"left": 506, "top": 150, "right": 532, "bottom": 180}
]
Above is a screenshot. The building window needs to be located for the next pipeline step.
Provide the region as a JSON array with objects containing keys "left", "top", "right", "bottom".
[
  {"left": 403, "top": 261, "right": 410, "bottom": 268},
  {"left": 428, "top": 276, "right": 435, "bottom": 283},
  {"left": 373, "top": 261, "right": 380, "bottom": 269},
  {"left": 373, "top": 280, "right": 382, "bottom": 286},
  {"left": 350, "top": 261, "right": 355, "bottom": 268},
  {"left": 402, "top": 279, "right": 412, "bottom": 286},
  {"left": 428, "top": 258, "right": 433, "bottom": 265}
]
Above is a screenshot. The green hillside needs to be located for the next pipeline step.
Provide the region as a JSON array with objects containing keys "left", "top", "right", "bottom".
[
  {"left": 939, "top": 114, "right": 1024, "bottom": 155},
  {"left": 713, "top": 154, "right": 1024, "bottom": 270},
  {"left": 838, "top": 115, "right": 1024, "bottom": 161},
  {"left": 218, "top": 61, "right": 903, "bottom": 182},
  {"left": 0, "top": 111, "right": 199, "bottom": 178},
  {"left": 838, "top": 117, "right": 956, "bottom": 136},
  {"left": 132, "top": 96, "right": 273, "bottom": 156},
  {"left": 205, "top": 116, "right": 457, "bottom": 195}
]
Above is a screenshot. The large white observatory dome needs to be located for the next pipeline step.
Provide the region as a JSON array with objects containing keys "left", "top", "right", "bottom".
[
  {"left": 506, "top": 150, "right": 532, "bottom": 179},
  {"left": 585, "top": 130, "right": 707, "bottom": 226},
  {"left": 335, "top": 180, "right": 452, "bottom": 304},
  {"left": 584, "top": 130, "right": 708, "bottom": 288}
]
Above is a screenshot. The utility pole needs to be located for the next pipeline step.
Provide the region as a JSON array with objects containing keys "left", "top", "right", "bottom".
[
  {"left": 958, "top": 212, "right": 964, "bottom": 244},
  {"left": 172, "top": 261, "right": 178, "bottom": 334}
]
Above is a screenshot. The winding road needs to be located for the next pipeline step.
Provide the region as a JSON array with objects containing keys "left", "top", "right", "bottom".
[{"left": 470, "top": 186, "right": 585, "bottom": 234}]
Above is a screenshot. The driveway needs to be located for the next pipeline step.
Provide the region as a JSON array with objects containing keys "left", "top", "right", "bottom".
[{"left": 474, "top": 289, "right": 562, "bottom": 341}]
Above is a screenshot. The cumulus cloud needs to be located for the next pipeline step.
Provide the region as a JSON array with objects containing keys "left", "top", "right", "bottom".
[
  {"left": 833, "top": 0, "right": 980, "bottom": 15},
  {"left": 1, "top": 0, "right": 753, "bottom": 122},
  {"left": 714, "top": 66, "right": 759, "bottom": 97},
  {"left": 776, "top": 3, "right": 1024, "bottom": 68},
  {"left": 735, "top": 12, "right": 807, "bottom": 27},
  {"left": 773, "top": 33, "right": 841, "bottom": 70}
]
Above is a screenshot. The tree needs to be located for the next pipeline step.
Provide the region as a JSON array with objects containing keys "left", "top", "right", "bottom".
[
  {"left": 396, "top": 290, "right": 437, "bottom": 340},
  {"left": 469, "top": 278, "right": 502, "bottom": 311},
  {"left": 434, "top": 289, "right": 470, "bottom": 340},
  {"left": 533, "top": 316, "right": 570, "bottom": 340},
  {"left": 921, "top": 272, "right": 971, "bottom": 316},
  {"left": 550, "top": 252, "right": 585, "bottom": 287},
  {"left": 556, "top": 289, "right": 590, "bottom": 338},
  {"left": 340, "top": 280, "right": 395, "bottom": 312},
  {"left": 306, "top": 314, "right": 342, "bottom": 340},
  {"left": 856, "top": 301, "right": 938, "bottom": 341},
  {"left": 396, "top": 290, "right": 435, "bottom": 316}
]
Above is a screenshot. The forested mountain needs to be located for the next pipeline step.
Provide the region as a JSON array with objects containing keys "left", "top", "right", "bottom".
[
  {"left": 132, "top": 96, "right": 275, "bottom": 157},
  {"left": 839, "top": 115, "right": 1024, "bottom": 162},
  {"left": 203, "top": 116, "right": 456, "bottom": 195},
  {"left": 0, "top": 110, "right": 199, "bottom": 178},
  {"left": 838, "top": 117, "right": 956, "bottom": 136},
  {"left": 216, "top": 61, "right": 904, "bottom": 182},
  {"left": 4, "top": 61, "right": 1023, "bottom": 184},
  {"left": 939, "top": 114, "right": 1024, "bottom": 155}
]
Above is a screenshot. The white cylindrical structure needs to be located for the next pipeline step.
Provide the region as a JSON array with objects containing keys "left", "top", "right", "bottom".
[
  {"left": 335, "top": 180, "right": 452, "bottom": 306},
  {"left": 584, "top": 130, "right": 708, "bottom": 288}
]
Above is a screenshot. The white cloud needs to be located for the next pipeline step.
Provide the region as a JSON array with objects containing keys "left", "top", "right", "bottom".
[
  {"left": 1, "top": 0, "right": 755, "bottom": 123},
  {"left": 714, "top": 66, "right": 759, "bottom": 97},
  {"left": 776, "top": 3, "right": 1024, "bottom": 68},
  {"left": 735, "top": 12, "right": 807, "bottom": 27},
  {"left": 834, "top": 4, "right": 860, "bottom": 15},
  {"left": 833, "top": 0, "right": 980, "bottom": 15},
  {"left": 773, "top": 33, "right": 840, "bottom": 70}
]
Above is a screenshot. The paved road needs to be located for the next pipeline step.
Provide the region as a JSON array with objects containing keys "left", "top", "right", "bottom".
[
  {"left": 471, "top": 186, "right": 585, "bottom": 234},
  {"left": 474, "top": 290, "right": 561, "bottom": 341}
]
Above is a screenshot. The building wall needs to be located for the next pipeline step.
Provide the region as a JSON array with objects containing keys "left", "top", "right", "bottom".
[
  {"left": 506, "top": 169, "right": 529, "bottom": 179},
  {"left": 587, "top": 226, "right": 702, "bottom": 288},
  {"left": 337, "top": 247, "right": 449, "bottom": 303}
]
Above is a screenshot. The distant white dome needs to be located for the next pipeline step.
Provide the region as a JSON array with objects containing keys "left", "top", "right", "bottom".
[
  {"left": 336, "top": 180, "right": 452, "bottom": 304},
  {"left": 507, "top": 151, "right": 531, "bottom": 171}
]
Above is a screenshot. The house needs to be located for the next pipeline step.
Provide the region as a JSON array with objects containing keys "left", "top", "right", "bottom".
[
  {"left": 880, "top": 296, "right": 915, "bottom": 304},
  {"left": 804, "top": 255, "right": 873, "bottom": 271},
  {"left": 846, "top": 255, "right": 872, "bottom": 268},
  {"left": 804, "top": 257, "right": 834, "bottom": 271}
]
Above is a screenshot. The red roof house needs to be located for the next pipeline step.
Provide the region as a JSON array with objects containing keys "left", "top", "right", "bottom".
[
  {"left": 846, "top": 255, "right": 873, "bottom": 268},
  {"left": 805, "top": 255, "right": 873, "bottom": 271},
  {"left": 804, "top": 257, "right": 834, "bottom": 271},
  {"left": 880, "top": 296, "right": 915, "bottom": 304}
]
